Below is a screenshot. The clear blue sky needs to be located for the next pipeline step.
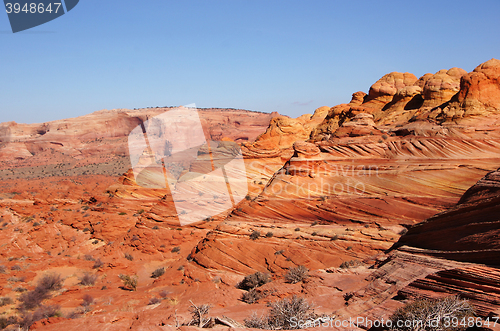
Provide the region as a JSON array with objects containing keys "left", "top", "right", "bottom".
[{"left": 1, "top": 0, "right": 499, "bottom": 124}]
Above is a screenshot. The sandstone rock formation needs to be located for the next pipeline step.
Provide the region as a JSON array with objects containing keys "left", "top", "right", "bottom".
[
  {"left": 1, "top": 59, "right": 500, "bottom": 330},
  {"left": 362, "top": 72, "right": 418, "bottom": 113},
  {"left": 242, "top": 106, "right": 329, "bottom": 155},
  {"left": 394, "top": 167, "right": 500, "bottom": 265}
]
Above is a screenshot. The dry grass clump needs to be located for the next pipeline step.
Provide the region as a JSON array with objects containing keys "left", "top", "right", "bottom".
[
  {"left": 389, "top": 296, "right": 474, "bottom": 331},
  {"left": 238, "top": 271, "right": 271, "bottom": 290},
  {"left": 151, "top": 267, "right": 165, "bottom": 279},
  {"left": 285, "top": 265, "right": 308, "bottom": 284},
  {"left": 119, "top": 274, "right": 138, "bottom": 291},
  {"left": 79, "top": 272, "right": 98, "bottom": 286},
  {"left": 339, "top": 259, "right": 363, "bottom": 269},
  {"left": 244, "top": 295, "right": 316, "bottom": 329}
]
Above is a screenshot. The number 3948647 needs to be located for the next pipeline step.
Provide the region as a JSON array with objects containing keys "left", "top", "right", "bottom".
[{"left": 5, "top": 3, "right": 62, "bottom": 14}]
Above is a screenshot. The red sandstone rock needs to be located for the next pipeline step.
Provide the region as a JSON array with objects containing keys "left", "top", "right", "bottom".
[
  {"left": 1, "top": 59, "right": 500, "bottom": 330},
  {"left": 362, "top": 72, "right": 418, "bottom": 112}
]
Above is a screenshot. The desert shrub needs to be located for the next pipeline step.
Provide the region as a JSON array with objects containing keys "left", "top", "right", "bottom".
[
  {"left": 152, "top": 225, "right": 159, "bottom": 230},
  {"left": 0, "top": 265, "right": 5, "bottom": 273},
  {"left": 311, "top": 232, "right": 318, "bottom": 236},
  {"left": 330, "top": 234, "right": 338, "bottom": 241},
  {"left": 266, "top": 231, "right": 274, "bottom": 238},
  {"left": 118, "top": 212, "right": 127, "bottom": 215},
  {"left": 244, "top": 295, "right": 316, "bottom": 330},
  {"left": 81, "top": 294, "right": 94, "bottom": 307},
  {"left": 82, "top": 227, "right": 90, "bottom": 232},
  {"left": 13, "top": 287, "right": 27, "bottom": 292},
  {"left": 11, "top": 264, "right": 21, "bottom": 271},
  {"left": 389, "top": 296, "right": 474, "bottom": 331},
  {"left": 151, "top": 267, "right": 165, "bottom": 279},
  {"left": 83, "top": 254, "right": 94, "bottom": 261},
  {"left": 0, "top": 316, "right": 17, "bottom": 329},
  {"left": 399, "top": 228, "right": 409, "bottom": 235},
  {"left": 79, "top": 273, "right": 98, "bottom": 286},
  {"left": 0, "top": 296, "right": 13, "bottom": 306},
  {"left": 294, "top": 228, "right": 300, "bottom": 231},
  {"left": 8, "top": 276, "right": 24, "bottom": 282},
  {"left": 244, "top": 313, "right": 269, "bottom": 329},
  {"left": 343, "top": 292, "right": 354, "bottom": 305},
  {"left": 171, "top": 246, "right": 181, "bottom": 253},
  {"left": 119, "top": 274, "right": 138, "bottom": 291},
  {"left": 137, "top": 209, "right": 144, "bottom": 214},
  {"left": 339, "top": 259, "right": 363, "bottom": 269},
  {"left": 274, "top": 250, "right": 284, "bottom": 255},
  {"left": 188, "top": 302, "right": 211, "bottom": 327},
  {"left": 19, "top": 304, "right": 61, "bottom": 330},
  {"left": 159, "top": 290, "right": 169, "bottom": 298},
  {"left": 148, "top": 297, "right": 162, "bottom": 305},
  {"left": 66, "top": 310, "right": 81, "bottom": 319},
  {"left": 285, "top": 266, "right": 309, "bottom": 284},
  {"left": 18, "top": 287, "right": 51, "bottom": 310},
  {"left": 37, "top": 273, "right": 63, "bottom": 292},
  {"left": 241, "top": 288, "right": 262, "bottom": 304},
  {"left": 250, "top": 231, "right": 261, "bottom": 240},
  {"left": 93, "top": 258, "right": 104, "bottom": 269},
  {"left": 124, "top": 253, "right": 134, "bottom": 261},
  {"left": 80, "top": 294, "right": 94, "bottom": 313},
  {"left": 238, "top": 271, "right": 271, "bottom": 290}
]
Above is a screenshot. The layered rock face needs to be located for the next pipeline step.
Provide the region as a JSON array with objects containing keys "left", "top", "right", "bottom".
[
  {"left": 1, "top": 59, "right": 500, "bottom": 330},
  {"left": 0, "top": 107, "right": 276, "bottom": 176},
  {"left": 394, "top": 167, "right": 500, "bottom": 265},
  {"left": 222, "top": 59, "right": 500, "bottom": 230}
]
